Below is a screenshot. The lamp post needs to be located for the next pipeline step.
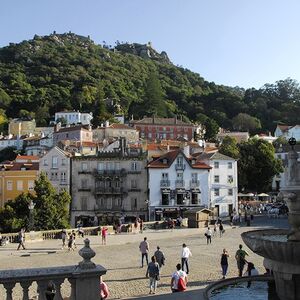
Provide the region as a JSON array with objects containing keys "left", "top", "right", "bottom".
[
  {"left": 145, "top": 199, "right": 150, "bottom": 221},
  {"left": 28, "top": 200, "right": 35, "bottom": 231}
]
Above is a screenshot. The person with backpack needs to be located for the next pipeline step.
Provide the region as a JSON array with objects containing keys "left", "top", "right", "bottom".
[
  {"left": 146, "top": 256, "right": 160, "bottom": 294},
  {"left": 154, "top": 246, "right": 166, "bottom": 269},
  {"left": 235, "top": 244, "right": 249, "bottom": 277},
  {"left": 171, "top": 263, "right": 187, "bottom": 293}
]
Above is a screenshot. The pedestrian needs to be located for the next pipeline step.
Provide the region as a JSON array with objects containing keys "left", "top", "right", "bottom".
[
  {"left": 205, "top": 227, "right": 212, "bottom": 244},
  {"left": 146, "top": 256, "right": 160, "bottom": 294},
  {"left": 140, "top": 219, "right": 144, "bottom": 234},
  {"left": 213, "top": 223, "right": 217, "bottom": 237},
  {"left": 100, "top": 276, "right": 110, "bottom": 299},
  {"left": 244, "top": 262, "right": 259, "bottom": 276},
  {"left": 68, "top": 233, "right": 75, "bottom": 251},
  {"left": 61, "top": 229, "right": 67, "bottom": 249},
  {"left": 154, "top": 246, "right": 166, "bottom": 269},
  {"left": 171, "top": 263, "right": 188, "bottom": 293},
  {"left": 220, "top": 249, "right": 229, "bottom": 279},
  {"left": 45, "top": 281, "right": 56, "bottom": 300},
  {"left": 17, "top": 228, "right": 26, "bottom": 250},
  {"left": 235, "top": 244, "right": 249, "bottom": 277},
  {"left": 181, "top": 243, "right": 192, "bottom": 274},
  {"left": 72, "top": 230, "right": 77, "bottom": 249},
  {"left": 101, "top": 227, "right": 108, "bottom": 245},
  {"left": 139, "top": 237, "right": 149, "bottom": 267},
  {"left": 219, "top": 222, "right": 224, "bottom": 237},
  {"left": 78, "top": 225, "right": 84, "bottom": 238}
]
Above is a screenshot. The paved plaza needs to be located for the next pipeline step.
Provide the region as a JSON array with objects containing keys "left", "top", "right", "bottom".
[{"left": 0, "top": 216, "right": 288, "bottom": 299}]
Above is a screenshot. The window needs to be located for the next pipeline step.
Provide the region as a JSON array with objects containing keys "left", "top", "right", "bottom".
[
  {"left": 97, "top": 162, "right": 104, "bottom": 171},
  {"left": 115, "top": 180, "right": 120, "bottom": 188},
  {"left": 132, "top": 198, "right": 137, "bottom": 209},
  {"left": 214, "top": 161, "right": 219, "bottom": 169},
  {"left": 28, "top": 180, "right": 34, "bottom": 191},
  {"left": 131, "top": 161, "right": 138, "bottom": 171},
  {"left": 115, "top": 198, "right": 122, "bottom": 206},
  {"left": 81, "top": 179, "right": 88, "bottom": 189},
  {"left": 51, "top": 172, "right": 58, "bottom": 181},
  {"left": 228, "top": 162, "right": 233, "bottom": 169},
  {"left": 106, "top": 162, "right": 113, "bottom": 170},
  {"left": 107, "top": 198, "right": 112, "bottom": 209},
  {"left": 43, "top": 159, "right": 48, "bottom": 166},
  {"left": 17, "top": 180, "right": 23, "bottom": 191},
  {"left": 115, "top": 162, "right": 120, "bottom": 170},
  {"left": 228, "top": 175, "right": 233, "bottom": 183},
  {"left": 214, "top": 175, "right": 220, "bottom": 183},
  {"left": 61, "top": 172, "right": 66, "bottom": 182},
  {"left": 81, "top": 162, "right": 88, "bottom": 171},
  {"left": 162, "top": 173, "right": 169, "bottom": 180},
  {"left": 52, "top": 156, "right": 58, "bottom": 168},
  {"left": 148, "top": 133, "right": 152, "bottom": 139},
  {"left": 81, "top": 197, "right": 87, "bottom": 210},
  {"left": 214, "top": 188, "right": 220, "bottom": 196},
  {"left": 177, "top": 156, "right": 183, "bottom": 165},
  {"left": 131, "top": 179, "right": 137, "bottom": 188},
  {"left": 7, "top": 181, "right": 13, "bottom": 191},
  {"left": 191, "top": 173, "right": 198, "bottom": 182},
  {"left": 177, "top": 173, "right": 183, "bottom": 180},
  {"left": 62, "top": 158, "right": 66, "bottom": 166},
  {"left": 228, "top": 189, "right": 233, "bottom": 196}
]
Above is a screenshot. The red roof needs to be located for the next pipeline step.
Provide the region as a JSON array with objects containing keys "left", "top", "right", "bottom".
[
  {"left": 16, "top": 155, "right": 40, "bottom": 161},
  {"left": 109, "top": 123, "right": 133, "bottom": 129},
  {"left": 0, "top": 162, "right": 39, "bottom": 171}
]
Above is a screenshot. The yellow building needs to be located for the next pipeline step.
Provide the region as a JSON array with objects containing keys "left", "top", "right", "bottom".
[
  {"left": 0, "top": 156, "right": 39, "bottom": 207},
  {"left": 8, "top": 118, "right": 36, "bottom": 136}
]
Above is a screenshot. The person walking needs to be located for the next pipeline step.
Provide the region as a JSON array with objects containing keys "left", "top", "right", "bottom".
[
  {"left": 219, "top": 222, "right": 224, "bottom": 237},
  {"left": 68, "top": 233, "right": 75, "bottom": 251},
  {"left": 205, "top": 227, "right": 212, "bottom": 244},
  {"left": 100, "top": 276, "right": 110, "bottom": 299},
  {"left": 72, "top": 230, "right": 77, "bottom": 249},
  {"left": 17, "top": 228, "right": 26, "bottom": 250},
  {"left": 181, "top": 243, "right": 192, "bottom": 274},
  {"left": 220, "top": 249, "right": 229, "bottom": 279},
  {"left": 146, "top": 256, "right": 160, "bottom": 294},
  {"left": 101, "top": 227, "right": 108, "bottom": 245},
  {"left": 213, "top": 223, "right": 217, "bottom": 237},
  {"left": 171, "top": 263, "right": 188, "bottom": 293},
  {"left": 139, "top": 237, "right": 149, "bottom": 268},
  {"left": 61, "top": 229, "right": 67, "bottom": 249},
  {"left": 140, "top": 219, "right": 144, "bottom": 234},
  {"left": 154, "top": 246, "right": 166, "bottom": 269},
  {"left": 235, "top": 244, "right": 249, "bottom": 277}
]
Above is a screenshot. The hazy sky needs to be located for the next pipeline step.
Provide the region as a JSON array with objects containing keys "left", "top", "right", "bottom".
[{"left": 1, "top": 0, "right": 299, "bottom": 89}]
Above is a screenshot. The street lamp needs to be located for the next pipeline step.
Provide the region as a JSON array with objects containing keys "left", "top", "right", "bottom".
[
  {"left": 28, "top": 200, "right": 36, "bottom": 231},
  {"left": 145, "top": 199, "right": 150, "bottom": 221}
]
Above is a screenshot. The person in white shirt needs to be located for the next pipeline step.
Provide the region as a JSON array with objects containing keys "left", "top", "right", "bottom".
[
  {"left": 181, "top": 243, "right": 192, "bottom": 274},
  {"left": 205, "top": 227, "right": 212, "bottom": 244},
  {"left": 171, "top": 263, "right": 188, "bottom": 292}
]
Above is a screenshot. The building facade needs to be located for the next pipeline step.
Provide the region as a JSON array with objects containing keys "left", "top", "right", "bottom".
[
  {"left": 55, "top": 111, "right": 93, "bottom": 125},
  {"left": 198, "top": 152, "right": 238, "bottom": 217},
  {"left": 274, "top": 124, "right": 300, "bottom": 141},
  {"left": 39, "top": 147, "right": 71, "bottom": 193},
  {"left": 0, "top": 156, "right": 39, "bottom": 207},
  {"left": 8, "top": 118, "right": 36, "bottom": 136},
  {"left": 70, "top": 144, "right": 148, "bottom": 226},
  {"left": 130, "top": 116, "right": 199, "bottom": 141},
  {"left": 147, "top": 149, "right": 211, "bottom": 220}
]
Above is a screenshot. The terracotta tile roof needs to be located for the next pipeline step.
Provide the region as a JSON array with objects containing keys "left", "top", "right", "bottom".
[
  {"left": 131, "top": 117, "right": 194, "bottom": 126},
  {"left": 16, "top": 155, "right": 40, "bottom": 161},
  {"left": 147, "top": 150, "right": 211, "bottom": 169},
  {"left": 0, "top": 162, "right": 39, "bottom": 171},
  {"left": 56, "top": 125, "right": 90, "bottom": 133},
  {"left": 109, "top": 123, "right": 133, "bottom": 129}
]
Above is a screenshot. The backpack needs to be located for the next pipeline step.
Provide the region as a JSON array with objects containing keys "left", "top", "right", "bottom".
[{"left": 177, "top": 273, "right": 187, "bottom": 291}]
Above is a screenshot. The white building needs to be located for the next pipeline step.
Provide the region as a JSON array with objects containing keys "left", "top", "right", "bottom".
[
  {"left": 147, "top": 149, "right": 211, "bottom": 221},
  {"left": 0, "top": 135, "right": 24, "bottom": 150},
  {"left": 39, "top": 146, "right": 71, "bottom": 193},
  {"left": 198, "top": 152, "right": 238, "bottom": 217},
  {"left": 274, "top": 124, "right": 300, "bottom": 141},
  {"left": 55, "top": 111, "right": 93, "bottom": 125}
]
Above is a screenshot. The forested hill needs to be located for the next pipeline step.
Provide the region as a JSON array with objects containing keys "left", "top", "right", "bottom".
[{"left": 0, "top": 32, "right": 299, "bottom": 134}]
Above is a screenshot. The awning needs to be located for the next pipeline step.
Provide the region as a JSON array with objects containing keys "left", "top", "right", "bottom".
[
  {"left": 258, "top": 193, "right": 269, "bottom": 197},
  {"left": 161, "top": 189, "right": 170, "bottom": 193},
  {"left": 191, "top": 189, "right": 200, "bottom": 193}
]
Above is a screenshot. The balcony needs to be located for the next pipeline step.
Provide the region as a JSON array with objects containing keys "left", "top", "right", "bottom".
[
  {"left": 175, "top": 180, "right": 185, "bottom": 188},
  {"left": 0, "top": 239, "right": 106, "bottom": 299},
  {"left": 127, "top": 169, "right": 142, "bottom": 174},
  {"left": 175, "top": 164, "right": 186, "bottom": 171},
  {"left": 94, "top": 168, "right": 127, "bottom": 177},
  {"left": 78, "top": 187, "right": 91, "bottom": 192},
  {"left": 95, "top": 187, "right": 127, "bottom": 195},
  {"left": 78, "top": 170, "right": 92, "bottom": 174},
  {"left": 160, "top": 180, "right": 170, "bottom": 187},
  {"left": 190, "top": 180, "right": 200, "bottom": 188}
]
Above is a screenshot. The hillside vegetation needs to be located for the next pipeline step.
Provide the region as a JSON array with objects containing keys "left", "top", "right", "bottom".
[{"left": 0, "top": 32, "right": 299, "bottom": 134}]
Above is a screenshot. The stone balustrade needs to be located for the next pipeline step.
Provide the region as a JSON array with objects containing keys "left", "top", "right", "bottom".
[{"left": 0, "top": 239, "right": 106, "bottom": 300}]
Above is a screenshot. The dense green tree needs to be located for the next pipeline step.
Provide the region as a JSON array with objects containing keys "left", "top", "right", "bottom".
[
  {"left": 203, "top": 118, "right": 219, "bottom": 141},
  {"left": 219, "top": 136, "right": 239, "bottom": 159},
  {"left": 232, "top": 113, "right": 261, "bottom": 133},
  {"left": 238, "top": 138, "right": 283, "bottom": 192},
  {"left": 0, "top": 147, "right": 20, "bottom": 162}
]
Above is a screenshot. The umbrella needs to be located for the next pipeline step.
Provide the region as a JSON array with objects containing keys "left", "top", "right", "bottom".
[
  {"left": 258, "top": 193, "right": 269, "bottom": 197},
  {"left": 245, "top": 193, "right": 254, "bottom": 197}
]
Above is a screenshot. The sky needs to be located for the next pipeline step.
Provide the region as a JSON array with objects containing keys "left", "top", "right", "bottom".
[{"left": 1, "top": 0, "right": 300, "bottom": 89}]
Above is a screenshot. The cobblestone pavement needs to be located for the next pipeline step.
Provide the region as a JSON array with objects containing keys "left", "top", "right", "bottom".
[{"left": 0, "top": 216, "right": 288, "bottom": 299}]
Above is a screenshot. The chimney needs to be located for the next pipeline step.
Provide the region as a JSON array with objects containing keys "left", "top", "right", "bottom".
[
  {"left": 167, "top": 143, "right": 170, "bottom": 152},
  {"left": 105, "top": 120, "right": 110, "bottom": 128},
  {"left": 183, "top": 144, "right": 190, "bottom": 157}
]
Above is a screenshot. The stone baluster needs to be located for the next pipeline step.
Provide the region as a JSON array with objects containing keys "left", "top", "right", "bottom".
[
  {"left": 3, "top": 282, "right": 15, "bottom": 300},
  {"left": 20, "top": 281, "right": 32, "bottom": 300},
  {"left": 52, "top": 278, "right": 64, "bottom": 300}
]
